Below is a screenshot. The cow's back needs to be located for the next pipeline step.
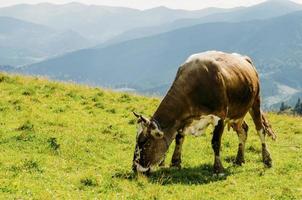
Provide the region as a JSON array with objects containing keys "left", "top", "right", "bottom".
[{"left": 171, "top": 51, "right": 259, "bottom": 120}]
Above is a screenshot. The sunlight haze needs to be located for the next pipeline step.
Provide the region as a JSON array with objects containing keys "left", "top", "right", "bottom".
[{"left": 1, "top": 0, "right": 302, "bottom": 10}]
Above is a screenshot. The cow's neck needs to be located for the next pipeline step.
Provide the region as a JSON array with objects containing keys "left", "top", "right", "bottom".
[{"left": 152, "top": 88, "right": 188, "bottom": 143}]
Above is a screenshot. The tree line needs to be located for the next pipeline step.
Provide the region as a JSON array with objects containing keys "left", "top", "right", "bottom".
[{"left": 279, "top": 98, "right": 302, "bottom": 115}]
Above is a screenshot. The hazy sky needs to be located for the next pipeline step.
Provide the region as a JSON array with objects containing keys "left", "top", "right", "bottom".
[{"left": 1, "top": 0, "right": 302, "bottom": 10}]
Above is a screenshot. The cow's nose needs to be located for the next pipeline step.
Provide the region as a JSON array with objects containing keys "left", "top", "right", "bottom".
[
  {"left": 133, "top": 161, "right": 150, "bottom": 174},
  {"left": 132, "top": 163, "right": 137, "bottom": 172}
]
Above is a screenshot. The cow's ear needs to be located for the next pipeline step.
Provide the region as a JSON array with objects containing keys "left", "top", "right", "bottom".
[
  {"left": 133, "top": 112, "right": 150, "bottom": 125},
  {"left": 150, "top": 121, "right": 164, "bottom": 139}
]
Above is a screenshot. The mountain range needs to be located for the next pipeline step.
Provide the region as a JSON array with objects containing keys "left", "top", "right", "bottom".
[
  {"left": 1, "top": 0, "right": 302, "bottom": 109},
  {"left": 0, "top": 16, "right": 93, "bottom": 66},
  {"left": 98, "top": 0, "right": 302, "bottom": 48},
  {"left": 0, "top": 3, "right": 229, "bottom": 43},
  {"left": 0, "top": 3, "right": 233, "bottom": 66}
]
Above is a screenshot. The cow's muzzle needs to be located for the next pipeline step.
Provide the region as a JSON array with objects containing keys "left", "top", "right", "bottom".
[{"left": 133, "top": 161, "right": 150, "bottom": 173}]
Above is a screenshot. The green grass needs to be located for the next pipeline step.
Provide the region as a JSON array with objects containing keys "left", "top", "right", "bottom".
[{"left": 0, "top": 73, "right": 301, "bottom": 199}]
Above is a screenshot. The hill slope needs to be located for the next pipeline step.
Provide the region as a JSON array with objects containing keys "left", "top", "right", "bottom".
[
  {"left": 0, "top": 73, "right": 301, "bottom": 199},
  {"left": 23, "top": 11, "right": 302, "bottom": 108},
  {"left": 0, "top": 16, "right": 93, "bottom": 66}
]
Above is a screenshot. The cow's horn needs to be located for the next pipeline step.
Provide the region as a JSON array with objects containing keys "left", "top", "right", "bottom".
[
  {"left": 133, "top": 112, "right": 150, "bottom": 124},
  {"left": 133, "top": 112, "right": 140, "bottom": 118}
]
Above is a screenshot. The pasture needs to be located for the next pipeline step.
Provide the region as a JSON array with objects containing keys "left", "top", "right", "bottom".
[{"left": 0, "top": 73, "right": 301, "bottom": 199}]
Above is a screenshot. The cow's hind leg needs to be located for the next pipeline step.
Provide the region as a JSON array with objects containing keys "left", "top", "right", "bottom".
[
  {"left": 249, "top": 96, "right": 272, "bottom": 168},
  {"left": 233, "top": 121, "right": 249, "bottom": 166},
  {"left": 212, "top": 119, "right": 225, "bottom": 173},
  {"left": 170, "top": 132, "right": 185, "bottom": 168}
]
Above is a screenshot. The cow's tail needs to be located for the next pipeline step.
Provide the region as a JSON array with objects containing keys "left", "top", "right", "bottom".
[
  {"left": 250, "top": 95, "right": 277, "bottom": 141},
  {"left": 260, "top": 111, "right": 277, "bottom": 140}
]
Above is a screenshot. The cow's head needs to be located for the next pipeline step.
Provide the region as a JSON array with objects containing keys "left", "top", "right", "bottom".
[{"left": 132, "top": 112, "right": 168, "bottom": 173}]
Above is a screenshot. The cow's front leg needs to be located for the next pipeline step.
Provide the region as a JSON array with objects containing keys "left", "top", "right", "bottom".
[
  {"left": 235, "top": 121, "right": 248, "bottom": 166},
  {"left": 170, "top": 132, "right": 185, "bottom": 169},
  {"left": 158, "top": 155, "right": 166, "bottom": 167},
  {"left": 212, "top": 119, "right": 225, "bottom": 173}
]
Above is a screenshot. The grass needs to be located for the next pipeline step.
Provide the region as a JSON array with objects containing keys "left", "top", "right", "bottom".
[{"left": 0, "top": 72, "right": 301, "bottom": 199}]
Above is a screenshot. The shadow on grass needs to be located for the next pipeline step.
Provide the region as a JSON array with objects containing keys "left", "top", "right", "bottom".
[{"left": 113, "top": 163, "right": 232, "bottom": 185}]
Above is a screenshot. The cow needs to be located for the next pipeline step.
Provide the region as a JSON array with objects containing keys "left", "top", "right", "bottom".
[{"left": 132, "top": 51, "right": 276, "bottom": 174}]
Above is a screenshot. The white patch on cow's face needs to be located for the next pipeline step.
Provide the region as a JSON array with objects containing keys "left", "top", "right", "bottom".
[
  {"left": 184, "top": 115, "right": 220, "bottom": 136},
  {"left": 150, "top": 122, "right": 164, "bottom": 138},
  {"left": 136, "top": 124, "right": 143, "bottom": 137},
  {"left": 136, "top": 122, "right": 148, "bottom": 139}
]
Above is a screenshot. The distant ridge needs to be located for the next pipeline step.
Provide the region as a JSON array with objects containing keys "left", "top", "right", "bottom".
[
  {"left": 0, "top": 3, "right": 227, "bottom": 43},
  {"left": 22, "top": 10, "right": 302, "bottom": 109},
  {"left": 0, "top": 16, "right": 93, "bottom": 66},
  {"left": 97, "top": 0, "right": 302, "bottom": 48}
]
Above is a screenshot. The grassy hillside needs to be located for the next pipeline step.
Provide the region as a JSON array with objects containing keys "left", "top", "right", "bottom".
[{"left": 0, "top": 73, "right": 301, "bottom": 199}]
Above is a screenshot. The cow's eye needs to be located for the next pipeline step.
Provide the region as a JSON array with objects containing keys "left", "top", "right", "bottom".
[{"left": 138, "top": 134, "right": 148, "bottom": 146}]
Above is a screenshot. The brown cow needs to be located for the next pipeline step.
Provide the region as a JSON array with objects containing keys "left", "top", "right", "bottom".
[{"left": 132, "top": 51, "right": 276, "bottom": 174}]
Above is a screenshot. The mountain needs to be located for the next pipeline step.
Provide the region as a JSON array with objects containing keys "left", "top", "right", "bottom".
[
  {"left": 194, "top": 0, "right": 302, "bottom": 23},
  {"left": 2, "top": 0, "right": 301, "bottom": 67},
  {"left": 0, "top": 3, "right": 239, "bottom": 66},
  {"left": 97, "top": 0, "right": 302, "bottom": 48},
  {"left": 0, "top": 16, "right": 93, "bottom": 66},
  {"left": 22, "top": 10, "right": 302, "bottom": 109},
  {"left": 0, "top": 3, "right": 229, "bottom": 43}
]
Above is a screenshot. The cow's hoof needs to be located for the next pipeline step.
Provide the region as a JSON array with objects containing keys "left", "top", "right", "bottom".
[
  {"left": 235, "top": 150, "right": 245, "bottom": 166},
  {"left": 263, "top": 156, "right": 272, "bottom": 168},
  {"left": 262, "top": 151, "right": 272, "bottom": 168},
  {"left": 170, "top": 163, "right": 181, "bottom": 169},
  {"left": 213, "top": 162, "right": 224, "bottom": 174},
  {"left": 214, "top": 167, "right": 224, "bottom": 174},
  {"left": 235, "top": 157, "right": 245, "bottom": 166},
  {"left": 170, "top": 160, "right": 181, "bottom": 169},
  {"left": 170, "top": 158, "right": 181, "bottom": 169}
]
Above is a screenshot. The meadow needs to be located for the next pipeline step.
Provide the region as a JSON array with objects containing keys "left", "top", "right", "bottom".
[{"left": 0, "top": 73, "right": 301, "bottom": 199}]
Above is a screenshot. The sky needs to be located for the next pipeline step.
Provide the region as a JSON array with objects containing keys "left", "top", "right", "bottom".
[{"left": 0, "top": 0, "right": 302, "bottom": 10}]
